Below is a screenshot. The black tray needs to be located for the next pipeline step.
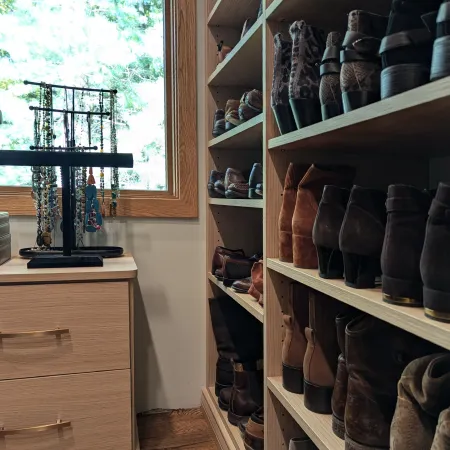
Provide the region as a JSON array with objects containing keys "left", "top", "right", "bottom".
[{"left": 19, "top": 246, "right": 124, "bottom": 259}]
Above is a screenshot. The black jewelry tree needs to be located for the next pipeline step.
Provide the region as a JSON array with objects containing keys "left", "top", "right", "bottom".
[{"left": 1, "top": 81, "right": 134, "bottom": 269}]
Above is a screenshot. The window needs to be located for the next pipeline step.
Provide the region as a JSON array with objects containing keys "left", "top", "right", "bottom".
[{"left": 0, "top": 0, "right": 197, "bottom": 218}]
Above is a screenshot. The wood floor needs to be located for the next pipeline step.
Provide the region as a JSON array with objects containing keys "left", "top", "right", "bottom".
[{"left": 138, "top": 408, "right": 219, "bottom": 450}]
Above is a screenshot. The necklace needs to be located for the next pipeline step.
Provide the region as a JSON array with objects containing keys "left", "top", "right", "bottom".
[
  {"left": 110, "top": 91, "right": 119, "bottom": 218},
  {"left": 99, "top": 91, "right": 105, "bottom": 216}
]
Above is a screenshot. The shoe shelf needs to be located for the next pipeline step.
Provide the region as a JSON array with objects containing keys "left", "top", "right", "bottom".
[
  {"left": 267, "top": 258, "right": 450, "bottom": 351},
  {"left": 268, "top": 77, "right": 450, "bottom": 155},
  {"left": 208, "top": 17, "right": 263, "bottom": 88},
  {"left": 208, "top": 114, "right": 263, "bottom": 150},
  {"left": 201, "top": 387, "right": 246, "bottom": 450},
  {"left": 208, "top": 0, "right": 261, "bottom": 28},
  {"left": 268, "top": 377, "right": 344, "bottom": 450},
  {"left": 209, "top": 198, "right": 264, "bottom": 209},
  {"left": 266, "top": 0, "right": 391, "bottom": 28},
  {"left": 208, "top": 272, "right": 264, "bottom": 323}
]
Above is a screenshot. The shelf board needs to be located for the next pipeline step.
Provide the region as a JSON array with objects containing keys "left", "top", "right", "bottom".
[
  {"left": 208, "top": 0, "right": 261, "bottom": 28},
  {"left": 209, "top": 114, "right": 263, "bottom": 150},
  {"left": 209, "top": 198, "right": 263, "bottom": 209},
  {"left": 208, "top": 18, "right": 263, "bottom": 88},
  {"left": 208, "top": 272, "right": 264, "bottom": 322},
  {"left": 266, "top": 0, "right": 390, "bottom": 29},
  {"left": 267, "top": 258, "right": 450, "bottom": 351},
  {"left": 201, "top": 387, "right": 245, "bottom": 450},
  {"left": 268, "top": 377, "right": 344, "bottom": 450},
  {"left": 268, "top": 77, "right": 450, "bottom": 156}
]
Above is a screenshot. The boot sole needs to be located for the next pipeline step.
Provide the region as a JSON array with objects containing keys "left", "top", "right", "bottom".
[
  {"left": 332, "top": 414, "right": 345, "bottom": 440},
  {"left": 424, "top": 286, "right": 450, "bottom": 323},
  {"left": 228, "top": 410, "right": 248, "bottom": 427},
  {"left": 345, "top": 434, "right": 388, "bottom": 450},
  {"left": 304, "top": 380, "right": 333, "bottom": 414},
  {"left": 282, "top": 364, "right": 304, "bottom": 394},
  {"left": 218, "top": 397, "right": 230, "bottom": 411},
  {"left": 248, "top": 189, "right": 263, "bottom": 199},
  {"left": 225, "top": 190, "right": 249, "bottom": 199}
]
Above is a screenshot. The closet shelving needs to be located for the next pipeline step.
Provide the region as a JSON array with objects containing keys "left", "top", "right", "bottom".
[
  {"left": 203, "top": 0, "right": 450, "bottom": 449},
  {"left": 208, "top": 198, "right": 264, "bottom": 208}
]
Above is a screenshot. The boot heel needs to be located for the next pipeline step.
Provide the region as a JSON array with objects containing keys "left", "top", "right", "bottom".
[
  {"left": 382, "top": 275, "right": 423, "bottom": 307},
  {"left": 431, "top": 36, "right": 450, "bottom": 81},
  {"left": 293, "top": 234, "right": 318, "bottom": 269},
  {"left": 332, "top": 415, "right": 345, "bottom": 440},
  {"left": 289, "top": 98, "right": 322, "bottom": 129},
  {"left": 279, "top": 231, "right": 293, "bottom": 263},
  {"left": 321, "top": 103, "right": 343, "bottom": 120},
  {"left": 381, "top": 64, "right": 429, "bottom": 99},
  {"left": 342, "top": 90, "right": 379, "bottom": 113},
  {"left": 272, "top": 104, "right": 297, "bottom": 135},
  {"left": 304, "top": 380, "right": 333, "bottom": 414},
  {"left": 424, "top": 286, "right": 450, "bottom": 323},
  {"left": 317, "top": 246, "right": 344, "bottom": 279},
  {"left": 343, "top": 252, "right": 380, "bottom": 289},
  {"left": 282, "top": 364, "right": 304, "bottom": 394}
]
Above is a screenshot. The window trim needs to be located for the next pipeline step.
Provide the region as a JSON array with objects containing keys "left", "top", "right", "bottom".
[{"left": 0, "top": 0, "right": 198, "bottom": 218}]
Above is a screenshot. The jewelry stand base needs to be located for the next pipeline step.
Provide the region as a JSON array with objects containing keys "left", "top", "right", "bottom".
[
  {"left": 27, "top": 255, "right": 104, "bottom": 269},
  {"left": 19, "top": 246, "right": 123, "bottom": 259}
]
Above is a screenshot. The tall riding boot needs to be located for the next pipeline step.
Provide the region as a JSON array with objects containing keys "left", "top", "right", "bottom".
[
  {"left": 345, "top": 315, "right": 441, "bottom": 450},
  {"left": 228, "top": 360, "right": 264, "bottom": 426},
  {"left": 312, "top": 185, "right": 350, "bottom": 279},
  {"left": 391, "top": 353, "right": 450, "bottom": 450},
  {"left": 421, "top": 183, "right": 450, "bottom": 323},
  {"left": 339, "top": 186, "right": 387, "bottom": 289},
  {"left": 331, "top": 309, "right": 359, "bottom": 439},
  {"left": 282, "top": 283, "right": 309, "bottom": 394},
  {"left": 303, "top": 290, "right": 350, "bottom": 414},
  {"left": 279, "top": 163, "right": 309, "bottom": 263},
  {"left": 272, "top": 33, "right": 297, "bottom": 135},
  {"left": 380, "top": 0, "right": 440, "bottom": 98},
  {"left": 209, "top": 297, "right": 263, "bottom": 408},
  {"left": 292, "top": 165, "right": 354, "bottom": 269},
  {"left": 381, "top": 185, "right": 432, "bottom": 307},
  {"left": 432, "top": 408, "right": 450, "bottom": 449},
  {"left": 340, "top": 11, "right": 388, "bottom": 112},
  {"left": 319, "top": 31, "right": 344, "bottom": 120},
  {"left": 289, "top": 21, "right": 326, "bottom": 129}
]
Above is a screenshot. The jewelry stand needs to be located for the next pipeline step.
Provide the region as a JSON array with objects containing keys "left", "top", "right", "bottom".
[{"left": 0, "top": 150, "right": 133, "bottom": 269}]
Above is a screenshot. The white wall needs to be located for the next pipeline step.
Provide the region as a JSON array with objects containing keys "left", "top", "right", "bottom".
[{"left": 8, "top": 1, "right": 206, "bottom": 412}]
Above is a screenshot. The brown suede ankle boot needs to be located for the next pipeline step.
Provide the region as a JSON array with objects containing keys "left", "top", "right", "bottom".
[
  {"left": 228, "top": 360, "right": 264, "bottom": 426},
  {"left": 279, "top": 163, "right": 309, "bottom": 263},
  {"left": 381, "top": 185, "right": 432, "bottom": 307},
  {"left": 331, "top": 309, "right": 359, "bottom": 439},
  {"left": 292, "top": 165, "right": 354, "bottom": 269},
  {"left": 345, "top": 315, "right": 441, "bottom": 450},
  {"left": 339, "top": 186, "right": 387, "bottom": 289},
  {"left": 421, "top": 182, "right": 450, "bottom": 323},
  {"left": 391, "top": 353, "right": 450, "bottom": 450},
  {"left": 303, "top": 290, "right": 350, "bottom": 414},
  {"left": 432, "top": 408, "right": 450, "bottom": 449},
  {"left": 312, "top": 185, "right": 351, "bottom": 279},
  {"left": 282, "top": 283, "right": 309, "bottom": 394}
]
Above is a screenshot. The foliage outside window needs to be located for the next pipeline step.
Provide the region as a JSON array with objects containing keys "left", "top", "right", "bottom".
[{"left": 0, "top": 0, "right": 198, "bottom": 218}]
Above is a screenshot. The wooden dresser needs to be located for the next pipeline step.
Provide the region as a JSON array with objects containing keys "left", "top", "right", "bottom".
[{"left": 0, "top": 256, "right": 138, "bottom": 450}]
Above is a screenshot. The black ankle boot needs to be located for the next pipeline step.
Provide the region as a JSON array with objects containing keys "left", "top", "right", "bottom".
[{"left": 380, "top": 0, "right": 441, "bottom": 99}]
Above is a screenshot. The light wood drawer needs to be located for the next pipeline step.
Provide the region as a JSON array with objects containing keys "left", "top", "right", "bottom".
[
  {"left": 0, "top": 369, "right": 131, "bottom": 450},
  {"left": 0, "top": 282, "right": 130, "bottom": 380}
]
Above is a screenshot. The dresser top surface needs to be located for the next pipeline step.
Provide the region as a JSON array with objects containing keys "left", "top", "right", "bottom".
[{"left": 0, "top": 256, "right": 137, "bottom": 284}]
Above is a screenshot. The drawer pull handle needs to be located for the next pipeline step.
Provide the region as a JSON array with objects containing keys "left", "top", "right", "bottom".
[
  {"left": 0, "top": 419, "right": 71, "bottom": 436},
  {"left": 0, "top": 328, "right": 70, "bottom": 339}
]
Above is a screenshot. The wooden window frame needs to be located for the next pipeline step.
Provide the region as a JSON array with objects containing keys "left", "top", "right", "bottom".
[{"left": 0, "top": 0, "right": 198, "bottom": 218}]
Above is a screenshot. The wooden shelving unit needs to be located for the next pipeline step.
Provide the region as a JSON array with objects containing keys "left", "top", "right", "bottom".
[
  {"left": 208, "top": 273, "right": 264, "bottom": 323},
  {"left": 203, "top": 0, "right": 450, "bottom": 449}
]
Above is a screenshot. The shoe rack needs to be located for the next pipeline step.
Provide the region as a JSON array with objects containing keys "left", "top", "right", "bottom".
[{"left": 202, "top": 1, "right": 450, "bottom": 449}]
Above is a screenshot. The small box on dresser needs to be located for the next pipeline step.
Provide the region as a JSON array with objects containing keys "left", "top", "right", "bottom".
[{"left": 0, "top": 256, "right": 138, "bottom": 450}]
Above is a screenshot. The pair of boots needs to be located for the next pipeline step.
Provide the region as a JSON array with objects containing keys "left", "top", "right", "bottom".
[
  {"left": 208, "top": 297, "right": 264, "bottom": 427},
  {"left": 391, "top": 353, "right": 450, "bottom": 450},
  {"left": 381, "top": 183, "right": 450, "bottom": 323},
  {"left": 336, "top": 314, "right": 441, "bottom": 449},
  {"left": 313, "top": 185, "right": 387, "bottom": 289},
  {"left": 271, "top": 22, "right": 326, "bottom": 135},
  {"left": 282, "top": 284, "right": 351, "bottom": 414},
  {"left": 278, "top": 164, "right": 354, "bottom": 269},
  {"left": 209, "top": 166, "right": 261, "bottom": 200}
]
